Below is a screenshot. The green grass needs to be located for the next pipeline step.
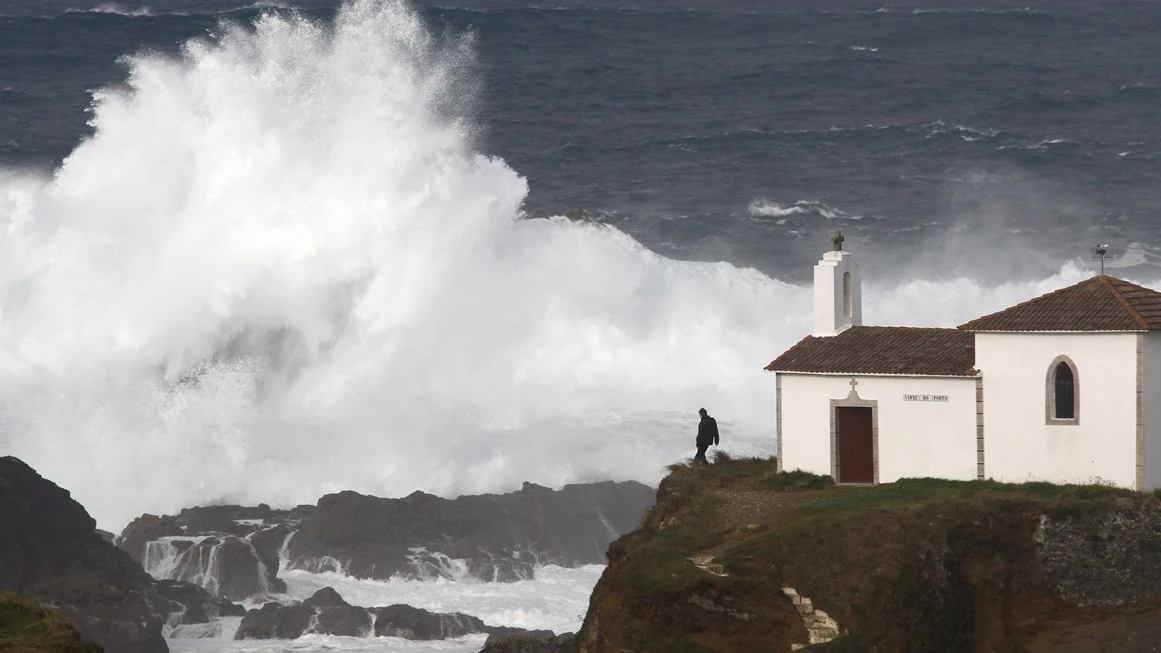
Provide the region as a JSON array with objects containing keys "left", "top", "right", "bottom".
[
  {"left": 665, "top": 454, "right": 779, "bottom": 486},
  {"left": 0, "top": 593, "right": 101, "bottom": 653},
  {"left": 640, "top": 455, "right": 1137, "bottom": 599},
  {"left": 646, "top": 459, "right": 1136, "bottom": 607},
  {"left": 752, "top": 468, "right": 835, "bottom": 491},
  {"left": 625, "top": 498, "right": 727, "bottom": 597},
  {"left": 623, "top": 535, "right": 720, "bottom": 596},
  {"left": 716, "top": 474, "right": 1138, "bottom": 616},
  {"left": 796, "top": 476, "right": 1132, "bottom": 517}
]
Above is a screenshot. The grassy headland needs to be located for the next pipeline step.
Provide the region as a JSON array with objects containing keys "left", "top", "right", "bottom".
[{"left": 576, "top": 453, "right": 1158, "bottom": 653}]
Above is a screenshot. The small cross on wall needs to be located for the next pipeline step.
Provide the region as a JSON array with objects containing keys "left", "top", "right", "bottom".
[
  {"left": 849, "top": 378, "right": 858, "bottom": 392},
  {"left": 831, "top": 230, "right": 844, "bottom": 252}
]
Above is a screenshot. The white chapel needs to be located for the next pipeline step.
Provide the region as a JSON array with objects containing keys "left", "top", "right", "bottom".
[{"left": 765, "top": 232, "right": 1161, "bottom": 490}]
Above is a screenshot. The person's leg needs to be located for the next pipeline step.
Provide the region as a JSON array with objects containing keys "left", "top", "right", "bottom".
[{"left": 694, "top": 443, "right": 709, "bottom": 464}]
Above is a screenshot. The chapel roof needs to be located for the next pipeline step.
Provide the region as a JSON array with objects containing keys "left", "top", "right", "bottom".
[
  {"left": 959, "top": 275, "right": 1161, "bottom": 332},
  {"left": 764, "top": 326, "right": 978, "bottom": 377}
]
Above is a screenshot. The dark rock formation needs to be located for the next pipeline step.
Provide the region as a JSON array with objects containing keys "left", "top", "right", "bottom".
[
  {"left": 154, "top": 579, "right": 245, "bottom": 626},
  {"left": 250, "top": 523, "right": 291, "bottom": 580},
  {"left": 234, "top": 601, "right": 313, "bottom": 640},
  {"left": 479, "top": 631, "right": 576, "bottom": 653},
  {"left": 120, "top": 505, "right": 289, "bottom": 600},
  {"left": 119, "top": 503, "right": 302, "bottom": 565},
  {"left": 372, "top": 603, "right": 490, "bottom": 639},
  {"left": 120, "top": 479, "right": 653, "bottom": 597},
  {"left": 306, "top": 587, "right": 372, "bottom": 637},
  {"left": 235, "top": 587, "right": 371, "bottom": 639},
  {"left": 0, "top": 456, "right": 168, "bottom": 653},
  {"left": 235, "top": 585, "right": 559, "bottom": 642},
  {"left": 119, "top": 504, "right": 292, "bottom": 598},
  {"left": 118, "top": 513, "right": 184, "bottom": 564},
  {"left": 160, "top": 536, "right": 284, "bottom": 601},
  {"left": 286, "top": 480, "right": 655, "bottom": 581}
]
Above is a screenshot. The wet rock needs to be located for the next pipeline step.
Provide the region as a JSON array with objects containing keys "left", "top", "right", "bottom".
[
  {"left": 235, "top": 587, "right": 371, "bottom": 639},
  {"left": 145, "top": 534, "right": 285, "bottom": 601},
  {"left": 478, "top": 631, "right": 575, "bottom": 653},
  {"left": 305, "top": 586, "right": 372, "bottom": 636},
  {"left": 234, "top": 587, "right": 529, "bottom": 641},
  {"left": 250, "top": 523, "right": 290, "bottom": 580},
  {"left": 155, "top": 579, "right": 245, "bottom": 625},
  {"left": 120, "top": 504, "right": 294, "bottom": 568},
  {"left": 119, "top": 513, "right": 184, "bottom": 565},
  {"left": 121, "top": 480, "right": 652, "bottom": 600},
  {"left": 234, "top": 601, "right": 312, "bottom": 640},
  {"left": 372, "top": 603, "right": 488, "bottom": 639},
  {"left": 286, "top": 480, "right": 655, "bottom": 581}
]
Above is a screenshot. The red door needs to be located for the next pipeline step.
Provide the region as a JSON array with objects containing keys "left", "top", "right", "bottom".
[{"left": 837, "top": 407, "right": 874, "bottom": 484}]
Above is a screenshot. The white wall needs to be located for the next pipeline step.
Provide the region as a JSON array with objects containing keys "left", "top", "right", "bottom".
[
  {"left": 976, "top": 332, "right": 1138, "bottom": 488},
  {"left": 778, "top": 373, "right": 978, "bottom": 482},
  {"left": 813, "top": 250, "right": 861, "bottom": 337},
  {"left": 1142, "top": 333, "right": 1161, "bottom": 490}
]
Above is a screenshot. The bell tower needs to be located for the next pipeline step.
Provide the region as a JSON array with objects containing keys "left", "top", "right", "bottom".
[{"left": 813, "top": 230, "right": 862, "bottom": 337}]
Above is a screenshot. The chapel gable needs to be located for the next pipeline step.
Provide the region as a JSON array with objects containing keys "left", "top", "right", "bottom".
[{"left": 960, "top": 275, "right": 1161, "bottom": 332}]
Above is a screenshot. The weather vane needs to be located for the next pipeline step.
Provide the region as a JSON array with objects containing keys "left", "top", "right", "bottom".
[{"left": 1093, "top": 243, "right": 1115, "bottom": 275}]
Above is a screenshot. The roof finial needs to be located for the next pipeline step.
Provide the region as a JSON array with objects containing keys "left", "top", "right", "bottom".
[{"left": 831, "top": 230, "right": 844, "bottom": 252}]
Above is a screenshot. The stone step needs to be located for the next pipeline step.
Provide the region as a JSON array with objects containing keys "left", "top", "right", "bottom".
[
  {"left": 686, "top": 555, "right": 728, "bottom": 577},
  {"left": 780, "top": 586, "right": 843, "bottom": 649}
]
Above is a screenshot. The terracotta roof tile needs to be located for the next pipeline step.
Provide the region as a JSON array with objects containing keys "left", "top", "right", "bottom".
[
  {"left": 764, "top": 326, "right": 978, "bottom": 376},
  {"left": 958, "top": 275, "right": 1161, "bottom": 332}
]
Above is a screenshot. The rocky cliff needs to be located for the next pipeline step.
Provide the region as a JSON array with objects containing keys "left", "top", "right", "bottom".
[
  {"left": 0, "top": 456, "right": 169, "bottom": 653},
  {"left": 574, "top": 456, "right": 1161, "bottom": 653},
  {"left": 119, "top": 504, "right": 298, "bottom": 600},
  {"left": 120, "top": 479, "right": 655, "bottom": 596},
  {"left": 286, "top": 480, "right": 654, "bottom": 581},
  {"left": 233, "top": 585, "right": 540, "bottom": 641}
]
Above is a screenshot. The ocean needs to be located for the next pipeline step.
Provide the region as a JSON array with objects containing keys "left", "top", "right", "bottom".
[{"left": 2, "top": 0, "right": 1160, "bottom": 649}]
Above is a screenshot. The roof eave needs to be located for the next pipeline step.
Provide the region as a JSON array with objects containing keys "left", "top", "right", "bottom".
[
  {"left": 769, "top": 370, "right": 980, "bottom": 378},
  {"left": 965, "top": 329, "right": 1149, "bottom": 334}
]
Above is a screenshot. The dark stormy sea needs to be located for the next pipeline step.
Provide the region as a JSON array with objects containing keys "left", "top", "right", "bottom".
[{"left": 1, "top": 0, "right": 1159, "bottom": 647}]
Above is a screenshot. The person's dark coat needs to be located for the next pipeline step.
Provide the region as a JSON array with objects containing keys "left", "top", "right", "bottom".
[{"left": 696, "top": 415, "right": 719, "bottom": 447}]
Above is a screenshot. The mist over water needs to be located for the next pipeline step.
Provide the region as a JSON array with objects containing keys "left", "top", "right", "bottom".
[{"left": 0, "top": 0, "right": 1156, "bottom": 531}]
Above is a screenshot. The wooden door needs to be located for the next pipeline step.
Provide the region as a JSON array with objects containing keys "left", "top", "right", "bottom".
[{"left": 837, "top": 407, "right": 874, "bottom": 484}]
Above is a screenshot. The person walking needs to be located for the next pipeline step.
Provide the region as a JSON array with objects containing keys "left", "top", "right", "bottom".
[{"left": 694, "top": 408, "right": 719, "bottom": 465}]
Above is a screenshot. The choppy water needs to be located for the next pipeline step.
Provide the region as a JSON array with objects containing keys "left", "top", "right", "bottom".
[
  {"left": 164, "top": 566, "right": 601, "bottom": 651},
  {"left": 6, "top": 0, "right": 1161, "bottom": 282}
]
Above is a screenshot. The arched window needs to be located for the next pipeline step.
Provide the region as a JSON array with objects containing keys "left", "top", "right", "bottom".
[
  {"left": 1046, "top": 356, "right": 1079, "bottom": 425},
  {"left": 1054, "top": 363, "right": 1074, "bottom": 418},
  {"left": 843, "top": 271, "right": 852, "bottom": 318}
]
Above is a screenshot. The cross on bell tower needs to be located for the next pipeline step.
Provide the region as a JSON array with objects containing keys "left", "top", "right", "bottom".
[{"left": 813, "top": 232, "right": 862, "bottom": 337}]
